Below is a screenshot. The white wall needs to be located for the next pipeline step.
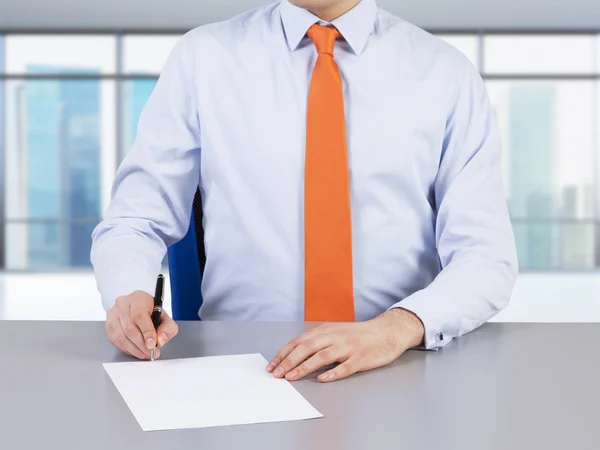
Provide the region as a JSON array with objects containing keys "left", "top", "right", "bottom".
[
  {"left": 0, "top": 0, "right": 600, "bottom": 30},
  {"left": 493, "top": 273, "right": 600, "bottom": 322},
  {"left": 0, "top": 272, "right": 598, "bottom": 322}
]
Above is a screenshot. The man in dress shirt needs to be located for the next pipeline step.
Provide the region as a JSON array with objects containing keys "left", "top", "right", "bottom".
[{"left": 92, "top": 0, "right": 518, "bottom": 383}]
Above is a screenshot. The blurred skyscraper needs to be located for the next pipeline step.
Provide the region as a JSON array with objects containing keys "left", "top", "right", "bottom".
[
  {"left": 509, "top": 85, "right": 557, "bottom": 269},
  {"left": 18, "top": 66, "right": 101, "bottom": 267},
  {"left": 123, "top": 79, "right": 157, "bottom": 151}
]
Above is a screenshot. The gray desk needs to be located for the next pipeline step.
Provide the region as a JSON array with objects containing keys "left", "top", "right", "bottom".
[{"left": 1, "top": 322, "right": 598, "bottom": 450}]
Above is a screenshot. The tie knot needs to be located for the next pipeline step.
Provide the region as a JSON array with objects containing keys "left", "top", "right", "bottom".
[{"left": 307, "top": 24, "right": 340, "bottom": 56}]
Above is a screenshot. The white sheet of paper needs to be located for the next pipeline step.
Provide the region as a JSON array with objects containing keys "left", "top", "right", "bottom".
[{"left": 103, "top": 353, "right": 323, "bottom": 431}]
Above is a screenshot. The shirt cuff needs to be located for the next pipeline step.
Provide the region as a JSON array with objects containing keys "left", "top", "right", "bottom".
[
  {"left": 98, "top": 269, "right": 158, "bottom": 311},
  {"left": 389, "top": 291, "right": 455, "bottom": 351}
]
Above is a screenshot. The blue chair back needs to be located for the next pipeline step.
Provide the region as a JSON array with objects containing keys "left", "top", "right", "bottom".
[{"left": 167, "top": 188, "right": 205, "bottom": 320}]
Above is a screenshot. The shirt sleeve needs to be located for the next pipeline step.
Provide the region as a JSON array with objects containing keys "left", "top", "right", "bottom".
[
  {"left": 391, "top": 59, "right": 518, "bottom": 350},
  {"left": 91, "top": 34, "right": 201, "bottom": 310}
]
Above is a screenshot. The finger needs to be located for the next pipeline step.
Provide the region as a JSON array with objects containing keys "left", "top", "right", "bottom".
[
  {"left": 285, "top": 345, "right": 349, "bottom": 381},
  {"left": 266, "top": 326, "right": 326, "bottom": 373},
  {"left": 267, "top": 339, "right": 298, "bottom": 374},
  {"left": 130, "top": 304, "right": 157, "bottom": 350},
  {"left": 120, "top": 315, "right": 152, "bottom": 358},
  {"left": 272, "top": 334, "right": 332, "bottom": 379},
  {"left": 318, "top": 359, "right": 358, "bottom": 383},
  {"left": 113, "top": 331, "right": 149, "bottom": 360},
  {"left": 156, "top": 313, "right": 179, "bottom": 347}
]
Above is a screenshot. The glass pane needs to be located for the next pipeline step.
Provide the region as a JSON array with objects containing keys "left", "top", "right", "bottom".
[
  {"left": 484, "top": 35, "right": 595, "bottom": 74},
  {"left": 6, "top": 36, "right": 116, "bottom": 74},
  {"left": 437, "top": 35, "right": 479, "bottom": 69},
  {"left": 597, "top": 34, "right": 600, "bottom": 73},
  {"left": 121, "top": 79, "right": 158, "bottom": 156},
  {"left": 123, "top": 35, "right": 180, "bottom": 73},
  {"left": 5, "top": 221, "right": 99, "bottom": 269},
  {"left": 4, "top": 80, "right": 116, "bottom": 219},
  {"left": 0, "top": 34, "right": 4, "bottom": 69},
  {"left": 513, "top": 222, "right": 596, "bottom": 270},
  {"left": 0, "top": 38, "right": 4, "bottom": 190},
  {"left": 487, "top": 81, "right": 595, "bottom": 219}
]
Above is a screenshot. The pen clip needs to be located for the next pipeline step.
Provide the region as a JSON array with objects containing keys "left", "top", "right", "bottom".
[{"left": 154, "top": 274, "right": 165, "bottom": 307}]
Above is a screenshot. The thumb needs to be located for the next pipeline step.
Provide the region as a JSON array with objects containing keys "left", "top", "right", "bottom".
[{"left": 156, "top": 313, "right": 179, "bottom": 347}]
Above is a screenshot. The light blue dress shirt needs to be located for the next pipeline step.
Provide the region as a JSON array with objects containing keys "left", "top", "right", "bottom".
[{"left": 92, "top": 0, "right": 518, "bottom": 349}]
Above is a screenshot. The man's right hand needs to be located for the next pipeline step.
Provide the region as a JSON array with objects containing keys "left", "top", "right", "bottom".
[{"left": 105, "top": 291, "right": 179, "bottom": 360}]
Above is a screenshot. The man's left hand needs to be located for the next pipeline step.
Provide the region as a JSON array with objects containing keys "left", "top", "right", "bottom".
[{"left": 266, "top": 308, "right": 425, "bottom": 383}]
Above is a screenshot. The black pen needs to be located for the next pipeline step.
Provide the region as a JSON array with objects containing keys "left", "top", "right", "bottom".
[{"left": 151, "top": 274, "right": 165, "bottom": 361}]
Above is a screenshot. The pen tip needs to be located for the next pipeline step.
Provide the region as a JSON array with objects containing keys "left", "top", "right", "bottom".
[{"left": 151, "top": 349, "right": 156, "bottom": 362}]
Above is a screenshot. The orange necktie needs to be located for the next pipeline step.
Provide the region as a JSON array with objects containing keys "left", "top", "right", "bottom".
[{"left": 304, "top": 24, "right": 355, "bottom": 322}]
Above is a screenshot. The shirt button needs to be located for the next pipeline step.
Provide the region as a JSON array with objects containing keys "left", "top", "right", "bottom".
[{"left": 435, "top": 333, "right": 444, "bottom": 342}]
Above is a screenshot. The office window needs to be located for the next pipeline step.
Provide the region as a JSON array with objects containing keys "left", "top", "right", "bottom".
[
  {"left": 6, "top": 35, "right": 116, "bottom": 74},
  {"left": 597, "top": 34, "right": 600, "bottom": 73},
  {"left": 0, "top": 31, "right": 599, "bottom": 271},
  {"left": 484, "top": 35, "right": 598, "bottom": 270},
  {"left": 510, "top": 223, "right": 596, "bottom": 270},
  {"left": 0, "top": 37, "right": 4, "bottom": 270},
  {"left": 3, "top": 34, "right": 116, "bottom": 269},
  {"left": 488, "top": 81, "right": 595, "bottom": 218},
  {"left": 484, "top": 35, "right": 596, "bottom": 74},
  {"left": 4, "top": 79, "right": 115, "bottom": 269},
  {"left": 123, "top": 35, "right": 180, "bottom": 73},
  {"left": 437, "top": 34, "right": 479, "bottom": 69}
]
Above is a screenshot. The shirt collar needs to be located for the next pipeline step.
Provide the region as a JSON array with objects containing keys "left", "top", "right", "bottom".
[{"left": 279, "top": 0, "right": 377, "bottom": 56}]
